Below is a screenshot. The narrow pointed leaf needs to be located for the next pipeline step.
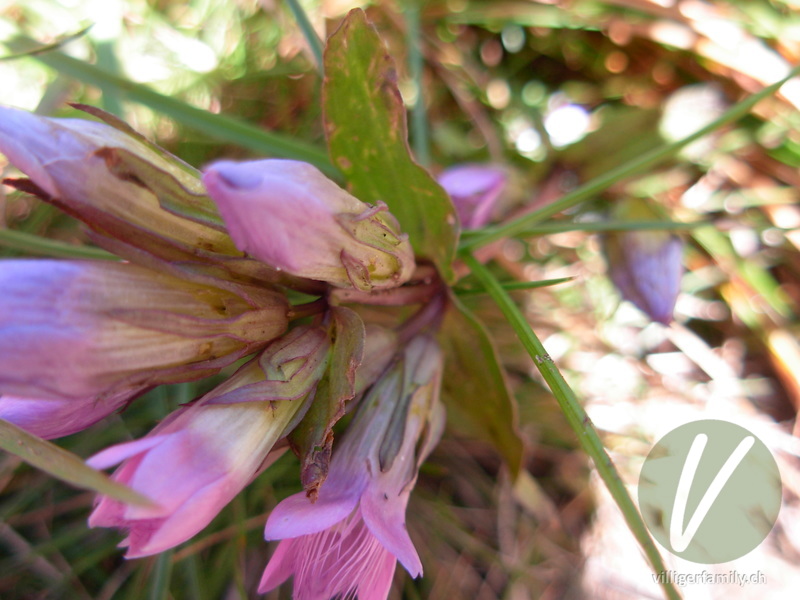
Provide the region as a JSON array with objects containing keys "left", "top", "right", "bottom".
[
  {"left": 0, "top": 419, "right": 154, "bottom": 506},
  {"left": 288, "top": 306, "right": 366, "bottom": 499}
]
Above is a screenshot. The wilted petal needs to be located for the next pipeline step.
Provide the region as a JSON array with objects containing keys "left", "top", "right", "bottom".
[
  {"left": 438, "top": 164, "right": 506, "bottom": 229},
  {"left": 203, "top": 159, "right": 415, "bottom": 290},
  {"left": 0, "top": 105, "right": 242, "bottom": 259},
  {"left": 0, "top": 259, "right": 288, "bottom": 401}
]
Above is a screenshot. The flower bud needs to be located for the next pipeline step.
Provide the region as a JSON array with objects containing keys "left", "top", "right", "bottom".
[
  {"left": 0, "top": 259, "right": 288, "bottom": 401},
  {"left": 87, "top": 324, "right": 332, "bottom": 557},
  {"left": 0, "top": 105, "right": 298, "bottom": 287},
  {"left": 202, "top": 159, "right": 415, "bottom": 290},
  {"left": 604, "top": 199, "right": 683, "bottom": 324},
  {"left": 437, "top": 164, "right": 506, "bottom": 229}
]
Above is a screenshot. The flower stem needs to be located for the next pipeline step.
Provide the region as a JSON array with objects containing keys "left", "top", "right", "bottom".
[{"left": 289, "top": 298, "right": 328, "bottom": 320}]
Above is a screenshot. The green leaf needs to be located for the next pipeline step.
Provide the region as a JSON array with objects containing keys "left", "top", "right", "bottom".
[
  {"left": 322, "top": 8, "right": 459, "bottom": 282},
  {"left": 438, "top": 293, "right": 525, "bottom": 476},
  {"left": 288, "top": 306, "right": 366, "bottom": 499},
  {"left": 0, "top": 419, "right": 154, "bottom": 506},
  {"left": 0, "top": 228, "right": 116, "bottom": 260}
]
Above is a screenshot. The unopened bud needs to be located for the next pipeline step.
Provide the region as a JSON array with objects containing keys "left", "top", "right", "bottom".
[
  {"left": 604, "top": 199, "right": 683, "bottom": 324},
  {"left": 202, "top": 159, "right": 416, "bottom": 290},
  {"left": 438, "top": 164, "right": 506, "bottom": 229}
]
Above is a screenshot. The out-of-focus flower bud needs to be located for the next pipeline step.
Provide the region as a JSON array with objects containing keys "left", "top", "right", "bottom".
[
  {"left": 0, "top": 259, "right": 288, "bottom": 402},
  {"left": 437, "top": 164, "right": 506, "bottom": 229},
  {"left": 0, "top": 105, "right": 297, "bottom": 287},
  {"left": 260, "top": 335, "right": 445, "bottom": 599},
  {"left": 604, "top": 199, "right": 683, "bottom": 325},
  {"left": 87, "top": 324, "right": 332, "bottom": 557},
  {"left": 202, "top": 159, "right": 415, "bottom": 291}
]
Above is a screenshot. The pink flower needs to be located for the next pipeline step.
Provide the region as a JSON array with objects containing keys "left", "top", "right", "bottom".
[
  {"left": 0, "top": 259, "right": 287, "bottom": 402},
  {"left": 0, "top": 393, "right": 129, "bottom": 440},
  {"left": 88, "top": 326, "right": 331, "bottom": 557},
  {"left": 605, "top": 232, "right": 683, "bottom": 325},
  {"left": 437, "top": 164, "right": 506, "bottom": 229},
  {"left": 259, "top": 335, "right": 445, "bottom": 599},
  {"left": 202, "top": 159, "right": 415, "bottom": 291},
  {"left": 603, "top": 199, "right": 684, "bottom": 325}
]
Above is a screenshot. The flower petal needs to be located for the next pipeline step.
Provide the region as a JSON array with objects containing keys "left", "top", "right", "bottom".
[
  {"left": 264, "top": 487, "right": 361, "bottom": 540},
  {"left": 0, "top": 394, "right": 128, "bottom": 439},
  {"left": 360, "top": 480, "right": 422, "bottom": 577}
]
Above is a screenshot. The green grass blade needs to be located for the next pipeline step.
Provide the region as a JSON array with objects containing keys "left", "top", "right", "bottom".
[
  {"left": 284, "top": 0, "right": 324, "bottom": 74},
  {"left": 0, "top": 24, "right": 93, "bottom": 61},
  {"left": 462, "top": 252, "right": 681, "bottom": 600},
  {"left": 460, "top": 219, "right": 707, "bottom": 240},
  {"left": 406, "top": 1, "right": 430, "bottom": 166},
  {"left": 24, "top": 50, "right": 336, "bottom": 176},
  {"left": 149, "top": 551, "right": 174, "bottom": 600},
  {"left": 460, "top": 64, "right": 800, "bottom": 252},
  {"left": 0, "top": 229, "right": 117, "bottom": 260},
  {"left": 454, "top": 276, "right": 574, "bottom": 296},
  {"left": 0, "top": 420, "right": 154, "bottom": 507}
]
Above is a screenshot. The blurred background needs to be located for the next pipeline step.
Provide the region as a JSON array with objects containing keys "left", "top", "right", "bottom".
[{"left": 2, "top": 0, "right": 800, "bottom": 598}]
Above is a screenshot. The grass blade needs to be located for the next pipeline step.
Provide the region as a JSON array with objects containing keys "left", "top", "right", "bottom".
[
  {"left": 284, "top": 0, "right": 324, "bottom": 74},
  {"left": 462, "top": 252, "right": 681, "bottom": 600},
  {"left": 0, "top": 229, "right": 117, "bottom": 260},
  {"left": 23, "top": 50, "right": 336, "bottom": 176},
  {"left": 460, "top": 65, "right": 800, "bottom": 252},
  {"left": 0, "top": 420, "right": 154, "bottom": 507}
]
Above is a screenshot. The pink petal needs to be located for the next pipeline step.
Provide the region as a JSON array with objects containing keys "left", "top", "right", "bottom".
[
  {"left": 438, "top": 164, "right": 506, "bottom": 229},
  {"left": 87, "top": 435, "right": 169, "bottom": 470},
  {"left": 258, "top": 538, "right": 297, "bottom": 592},
  {"left": 202, "top": 161, "right": 336, "bottom": 273},
  {"left": 360, "top": 481, "right": 422, "bottom": 577},
  {"left": 122, "top": 431, "right": 220, "bottom": 519},
  {"left": 260, "top": 509, "right": 397, "bottom": 600},
  {"left": 0, "top": 394, "right": 126, "bottom": 439},
  {"left": 124, "top": 476, "right": 236, "bottom": 558},
  {"left": 0, "top": 106, "right": 60, "bottom": 197},
  {"left": 264, "top": 488, "right": 360, "bottom": 540}
]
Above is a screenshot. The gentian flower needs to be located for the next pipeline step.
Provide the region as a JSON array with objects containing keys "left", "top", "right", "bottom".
[
  {"left": 437, "top": 164, "right": 506, "bottom": 229},
  {"left": 0, "top": 104, "right": 309, "bottom": 289},
  {"left": 203, "top": 159, "right": 415, "bottom": 291},
  {"left": 0, "top": 259, "right": 288, "bottom": 402},
  {"left": 259, "top": 335, "right": 445, "bottom": 599},
  {"left": 0, "top": 393, "right": 131, "bottom": 440},
  {"left": 604, "top": 199, "right": 684, "bottom": 324},
  {"left": 88, "top": 325, "right": 332, "bottom": 557},
  {"left": 0, "top": 103, "right": 443, "bottom": 597}
]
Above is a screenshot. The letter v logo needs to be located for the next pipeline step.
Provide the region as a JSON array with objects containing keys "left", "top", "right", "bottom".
[
  {"left": 639, "top": 420, "right": 781, "bottom": 563},
  {"left": 669, "top": 433, "right": 754, "bottom": 552}
]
